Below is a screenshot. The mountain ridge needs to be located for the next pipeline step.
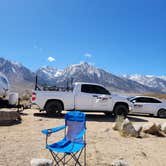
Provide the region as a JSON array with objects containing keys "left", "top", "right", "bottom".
[{"left": 0, "top": 57, "right": 165, "bottom": 94}]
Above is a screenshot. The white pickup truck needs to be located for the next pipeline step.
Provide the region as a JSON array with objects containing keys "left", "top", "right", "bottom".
[{"left": 32, "top": 82, "right": 132, "bottom": 117}]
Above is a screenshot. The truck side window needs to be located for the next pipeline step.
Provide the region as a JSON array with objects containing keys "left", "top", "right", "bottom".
[
  {"left": 93, "top": 85, "right": 110, "bottom": 95},
  {"left": 81, "top": 84, "right": 94, "bottom": 93},
  {"left": 81, "top": 84, "right": 110, "bottom": 95},
  {"left": 134, "top": 97, "right": 161, "bottom": 103}
]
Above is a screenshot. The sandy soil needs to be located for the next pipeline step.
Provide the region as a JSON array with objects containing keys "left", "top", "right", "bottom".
[{"left": 0, "top": 109, "right": 166, "bottom": 166}]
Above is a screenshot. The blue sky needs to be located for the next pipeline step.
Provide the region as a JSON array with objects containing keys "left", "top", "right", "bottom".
[{"left": 0, "top": 0, "right": 166, "bottom": 75}]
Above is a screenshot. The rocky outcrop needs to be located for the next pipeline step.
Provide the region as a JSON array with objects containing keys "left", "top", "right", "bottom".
[
  {"left": 0, "top": 110, "right": 21, "bottom": 122},
  {"left": 113, "top": 117, "right": 141, "bottom": 138},
  {"left": 142, "top": 123, "right": 165, "bottom": 137},
  {"left": 120, "top": 119, "right": 141, "bottom": 138},
  {"left": 134, "top": 125, "right": 143, "bottom": 134}
]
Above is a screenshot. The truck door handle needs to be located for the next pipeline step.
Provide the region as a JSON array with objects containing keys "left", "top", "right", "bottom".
[{"left": 92, "top": 95, "right": 98, "bottom": 98}]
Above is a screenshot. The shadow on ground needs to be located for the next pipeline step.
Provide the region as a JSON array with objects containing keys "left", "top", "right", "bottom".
[
  {"left": 0, "top": 120, "right": 21, "bottom": 126},
  {"left": 20, "top": 112, "right": 28, "bottom": 116},
  {"left": 33, "top": 112, "right": 148, "bottom": 123},
  {"left": 129, "top": 113, "right": 166, "bottom": 119}
]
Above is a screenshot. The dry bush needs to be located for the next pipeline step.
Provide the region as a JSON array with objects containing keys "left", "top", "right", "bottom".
[
  {"left": 21, "top": 90, "right": 31, "bottom": 101},
  {"left": 20, "top": 90, "right": 32, "bottom": 106},
  {"left": 112, "top": 115, "right": 125, "bottom": 131}
]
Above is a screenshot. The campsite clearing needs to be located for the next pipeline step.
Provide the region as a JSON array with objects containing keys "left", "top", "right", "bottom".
[{"left": 0, "top": 109, "right": 166, "bottom": 166}]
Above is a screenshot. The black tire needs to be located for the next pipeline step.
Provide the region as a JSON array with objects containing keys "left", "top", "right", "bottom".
[
  {"left": 45, "top": 101, "right": 62, "bottom": 116},
  {"left": 114, "top": 104, "right": 128, "bottom": 118},
  {"left": 158, "top": 109, "right": 166, "bottom": 118}
]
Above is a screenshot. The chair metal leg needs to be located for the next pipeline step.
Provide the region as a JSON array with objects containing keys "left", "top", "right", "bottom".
[
  {"left": 50, "top": 151, "right": 60, "bottom": 166},
  {"left": 63, "top": 153, "right": 65, "bottom": 166},
  {"left": 49, "top": 148, "right": 85, "bottom": 166},
  {"left": 84, "top": 145, "right": 86, "bottom": 166}
]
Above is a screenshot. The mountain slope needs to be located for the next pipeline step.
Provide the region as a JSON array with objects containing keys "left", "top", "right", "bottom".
[
  {"left": 0, "top": 57, "right": 35, "bottom": 93},
  {"left": 36, "top": 62, "right": 158, "bottom": 93},
  {"left": 0, "top": 57, "right": 165, "bottom": 94},
  {"left": 122, "top": 74, "right": 166, "bottom": 93}
]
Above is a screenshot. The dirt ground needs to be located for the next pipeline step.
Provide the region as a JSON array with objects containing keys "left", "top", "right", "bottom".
[{"left": 0, "top": 109, "right": 166, "bottom": 166}]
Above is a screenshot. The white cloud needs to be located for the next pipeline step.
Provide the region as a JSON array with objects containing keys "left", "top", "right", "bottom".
[
  {"left": 84, "top": 53, "right": 92, "bottom": 58},
  {"left": 48, "top": 56, "right": 56, "bottom": 62}
]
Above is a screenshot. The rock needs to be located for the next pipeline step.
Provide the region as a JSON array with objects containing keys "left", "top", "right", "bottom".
[
  {"left": 120, "top": 118, "right": 140, "bottom": 137},
  {"left": 111, "top": 159, "right": 129, "bottom": 166},
  {"left": 0, "top": 110, "right": 21, "bottom": 122},
  {"left": 161, "top": 123, "right": 166, "bottom": 134},
  {"left": 134, "top": 125, "right": 143, "bottom": 133},
  {"left": 142, "top": 123, "right": 165, "bottom": 137},
  {"left": 112, "top": 116, "right": 125, "bottom": 131},
  {"left": 30, "top": 158, "right": 53, "bottom": 166},
  {"left": 155, "top": 122, "right": 161, "bottom": 130}
]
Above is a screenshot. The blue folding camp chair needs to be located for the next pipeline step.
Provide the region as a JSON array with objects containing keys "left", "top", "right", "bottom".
[{"left": 41, "top": 111, "right": 86, "bottom": 166}]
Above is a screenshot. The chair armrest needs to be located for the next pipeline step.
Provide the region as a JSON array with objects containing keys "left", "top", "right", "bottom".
[{"left": 41, "top": 125, "right": 66, "bottom": 135}]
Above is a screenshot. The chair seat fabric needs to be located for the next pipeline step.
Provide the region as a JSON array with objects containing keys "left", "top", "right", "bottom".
[{"left": 46, "top": 138, "right": 85, "bottom": 153}]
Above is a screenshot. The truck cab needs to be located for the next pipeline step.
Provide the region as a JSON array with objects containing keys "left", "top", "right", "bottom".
[{"left": 73, "top": 82, "right": 113, "bottom": 111}]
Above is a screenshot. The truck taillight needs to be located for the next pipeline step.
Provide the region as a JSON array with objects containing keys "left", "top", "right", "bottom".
[{"left": 32, "top": 92, "right": 36, "bottom": 101}]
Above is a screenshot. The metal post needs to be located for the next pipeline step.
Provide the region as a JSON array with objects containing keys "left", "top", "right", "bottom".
[{"left": 35, "top": 75, "right": 38, "bottom": 90}]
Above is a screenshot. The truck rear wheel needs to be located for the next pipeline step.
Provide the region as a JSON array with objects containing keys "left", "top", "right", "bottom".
[
  {"left": 45, "top": 101, "right": 62, "bottom": 116},
  {"left": 114, "top": 104, "right": 128, "bottom": 118}
]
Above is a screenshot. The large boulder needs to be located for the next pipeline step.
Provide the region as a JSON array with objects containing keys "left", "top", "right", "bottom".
[
  {"left": 31, "top": 158, "right": 53, "bottom": 166},
  {"left": 0, "top": 110, "right": 21, "bottom": 122},
  {"left": 142, "top": 123, "right": 165, "bottom": 137},
  {"left": 120, "top": 118, "right": 141, "bottom": 138}
]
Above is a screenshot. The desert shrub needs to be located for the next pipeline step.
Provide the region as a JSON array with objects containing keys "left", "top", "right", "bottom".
[
  {"left": 20, "top": 90, "right": 31, "bottom": 104},
  {"left": 113, "top": 115, "right": 125, "bottom": 131}
]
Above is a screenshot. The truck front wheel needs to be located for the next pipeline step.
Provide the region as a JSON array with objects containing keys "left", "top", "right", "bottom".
[
  {"left": 114, "top": 104, "right": 128, "bottom": 118},
  {"left": 45, "top": 101, "right": 62, "bottom": 116}
]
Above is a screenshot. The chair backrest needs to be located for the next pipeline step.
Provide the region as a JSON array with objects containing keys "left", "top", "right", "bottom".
[{"left": 65, "top": 111, "right": 86, "bottom": 143}]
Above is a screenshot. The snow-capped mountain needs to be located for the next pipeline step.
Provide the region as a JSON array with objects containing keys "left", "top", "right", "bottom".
[
  {"left": 37, "top": 66, "right": 62, "bottom": 79},
  {"left": 36, "top": 62, "right": 158, "bottom": 93},
  {"left": 122, "top": 74, "right": 166, "bottom": 93},
  {"left": 0, "top": 57, "right": 35, "bottom": 93},
  {"left": 36, "top": 66, "right": 62, "bottom": 84},
  {"left": 0, "top": 57, "right": 165, "bottom": 94},
  {"left": 0, "top": 57, "right": 35, "bottom": 83},
  {"left": 159, "top": 76, "right": 166, "bottom": 81}
]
